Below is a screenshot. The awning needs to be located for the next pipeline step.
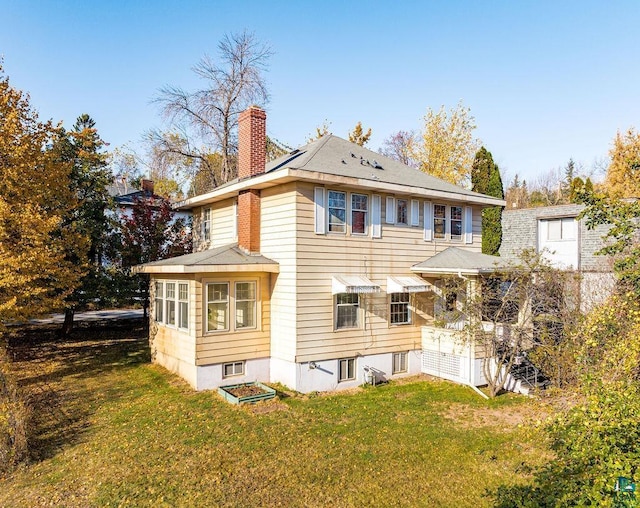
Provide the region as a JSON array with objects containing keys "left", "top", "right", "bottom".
[
  {"left": 386, "top": 276, "right": 430, "bottom": 293},
  {"left": 332, "top": 275, "right": 381, "bottom": 295}
]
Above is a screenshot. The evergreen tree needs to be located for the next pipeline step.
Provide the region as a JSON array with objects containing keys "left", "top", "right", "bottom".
[
  {"left": 471, "top": 147, "right": 504, "bottom": 255},
  {"left": 53, "top": 114, "right": 114, "bottom": 336}
]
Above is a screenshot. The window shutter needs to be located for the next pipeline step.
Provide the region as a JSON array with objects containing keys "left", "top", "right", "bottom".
[
  {"left": 464, "top": 206, "right": 473, "bottom": 244},
  {"left": 411, "top": 199, "right": 420, "bottom": 226},
  {"left": 386, "top": 197, "right": 395, "bottom": 224},
  {"left": 314, "top": 187, "right": 325, "bottom": 234},
  {"left": 423, "top": 202, "right": 433, "bottom": 241},
  {"left": 232, "top": 199, "right": 238, "bottom": 239},
  {"left": 371, "top": 194, "right": 382, "bottom": 238}
]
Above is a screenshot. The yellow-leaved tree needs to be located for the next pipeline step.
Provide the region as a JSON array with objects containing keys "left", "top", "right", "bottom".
[
  {"left": 605, "top": 127, "right": 640, "bottom": 198},
  {"left": 0, "top": 66, "right": 87, "bottom": 324},
  {"left": 410, "top": 101, "right": 480, "bottom": 187}
]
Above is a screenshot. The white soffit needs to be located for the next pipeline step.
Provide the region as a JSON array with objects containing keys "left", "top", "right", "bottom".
[
  {"left": 387, "top": 276, "right": 430, "bottom": 293},
  {"left": 332, "top": 275, "right": 381, "bottom": 295}
]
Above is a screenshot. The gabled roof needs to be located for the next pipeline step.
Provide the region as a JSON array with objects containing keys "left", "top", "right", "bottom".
[
  {"left": 134, "top": 243, "right": 279, "bottom": 274},
  {"left": 411, "top": 247, "right": 512, "bottom": 276},
  {"left": 177, "top": 135, "right": 505, "bottom": 209}
]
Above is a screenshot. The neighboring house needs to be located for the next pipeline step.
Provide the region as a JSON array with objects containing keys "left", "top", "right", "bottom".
[
  {"left": 109, "top": 179, "right": 192, "bottom": 223},
  {"left": 500, "top": 204, "right": 615, "bottom": 311},
  {"left": 136, "top": 106, "right": 506, "bottom": 393}
]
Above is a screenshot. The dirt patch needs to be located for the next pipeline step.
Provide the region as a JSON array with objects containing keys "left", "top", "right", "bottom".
[
  {"left": 439, "top": 401, "right": 552, "bottom": 430},
  {"left": 225, "top": 385, "right": 269, "bottom": 398}
]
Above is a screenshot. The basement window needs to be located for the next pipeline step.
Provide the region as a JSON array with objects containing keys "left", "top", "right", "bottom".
[
  {"left": 223, "top": 361, "right": 245, "bottom": 378},
  {"left": 338, "top": 358, "right": 356, "bottom": 382}
]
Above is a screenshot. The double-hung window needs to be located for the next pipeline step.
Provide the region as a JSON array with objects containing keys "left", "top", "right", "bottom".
[
  {"left": 178, "top": 283, "right": 189, "bottom": 329},
  {"left": 207, "top": 283, "right": 229, "bottom": 332},
  {"left": 202, "top": 208, "right": 211, "bottom": 242},
  {"left": 434, "top": 204, "right": 446, "bottom": 239},
  {"left": 235, "top": 282, "right": 256, "bottom": 329},
  {"left": 335, "top": 293, "right": 359, "bottom": 329},
  {"left": 166, "top": 283, "right": 176, "bottom": 326},
  {"left": 390, "top": 293, "right": 410, "bottom": 324},
  {"left": 450, "top": 206, "right": 463, "bottom": 240},
  {"left": 351, "top": 193, "right": 368, "bottom": 235},
  {"left": 396, "top": 199, "right": 408, "bottom": 225},
  {"left": 328, "top": 190, "right": 347, "bottom": 233},
  {"left": 155, "top": 282, "right": 164, "bottom": 323}
]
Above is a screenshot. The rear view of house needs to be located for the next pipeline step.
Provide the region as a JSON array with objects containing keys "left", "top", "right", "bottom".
[{"left": 137, "top": 107, "right": 505, "bottom": 393}]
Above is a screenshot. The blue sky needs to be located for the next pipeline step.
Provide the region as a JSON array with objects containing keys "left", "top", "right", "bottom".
[{"left": 3, "top": 0, "right": 639, "bottom": 185}]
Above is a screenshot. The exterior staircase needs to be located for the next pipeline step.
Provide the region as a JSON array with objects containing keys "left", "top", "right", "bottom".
[{"left": 506, "top": 353, "right": 550, "bottom": 395}]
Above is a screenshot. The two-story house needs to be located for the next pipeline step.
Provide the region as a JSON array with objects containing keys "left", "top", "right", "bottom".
[
  {"left": 500, "top": 204, "right": 615, "bottom": 311},
  {"left": 136, "top": 106, "right": 506, "bottom": 393}
]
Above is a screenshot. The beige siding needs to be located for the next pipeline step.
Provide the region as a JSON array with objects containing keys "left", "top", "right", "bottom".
[
  {"left": 260, "top": 184, "right": 298, "bottom": 361},
  {"left": 194, "top": 272, "right": 271, "bottom": 365},
  {"left": 150, "top": 275, "right": 198, "bottom": 364},
  {"left": 293, "top": 182, "right": 482, "bottom": 362},
  {"left": 192, "top": 198, "right": 237, "bottom": 251}
]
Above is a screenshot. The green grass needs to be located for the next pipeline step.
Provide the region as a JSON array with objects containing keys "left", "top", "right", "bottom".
[{"left": 0, "top": 320, "right": 549, "bottom": 507}]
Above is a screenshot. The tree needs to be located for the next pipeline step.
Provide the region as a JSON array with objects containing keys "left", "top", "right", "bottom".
[
  {"left": 308, "top": 120, "right": 331, "bottom": 142},
  {"left": 605, "top": 127, "right": 640, "bottom": 198},
  {"left": 0, "top": 65, "right": 86, "bottom": 472},
  {"left": 471, "top": 147, "right": 504, "bottom": 255},
  {"left": 108, "top": 197, "right": 192, "bottom": 316},
  {"left": 409, "top": 101, "right": 480, "bottom": 187},
  {"left": 379, "top": 130, "right": 417, "bottom": 167},
  {"left": 53, "top": 114, "right": 113, "bottom": 336},
  {"left": 441, "top": 251, "right": 579, "bottom": 397},
  {"left": 154, "top": 30, "right": 272, "bottom": 191},
  {"left": 0, "top": 66, "right": 87, "bottom": 324},
  {"left": 348, "top": 121, "right": 372, "bottom": 146},
  {"left": 577, "top": 188, "right": 640, "bottom": 296}
]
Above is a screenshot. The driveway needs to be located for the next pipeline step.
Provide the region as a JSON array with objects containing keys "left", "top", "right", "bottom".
[{"left": 28, "top": 308, "right": 144, "bottom": 325}]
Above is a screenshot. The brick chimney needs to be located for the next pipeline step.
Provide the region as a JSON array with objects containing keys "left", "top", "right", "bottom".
[
  {"left": 141, "top": 179, "right": 154, "bottom": 195},
  {"left": 238, "top": 105, "right": 266, "bottom": 179},
  {"left": 237, "top": 106, "right": 266, "bottom": 254}
]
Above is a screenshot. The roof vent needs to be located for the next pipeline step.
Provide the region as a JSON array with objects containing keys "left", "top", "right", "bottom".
[
  {"left": 290, "top": 149, "right": 300, "bottom": 155},
  {"left": 372, "top": 160, "right": 383, "bottom": 169},
  {"left": 350, "top": 152, "right": 357, "bottom": 158}
]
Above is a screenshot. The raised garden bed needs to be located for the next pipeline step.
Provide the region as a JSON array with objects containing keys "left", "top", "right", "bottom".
[{"left": 217, "top": 381, "right": 276, "bottom": 404}]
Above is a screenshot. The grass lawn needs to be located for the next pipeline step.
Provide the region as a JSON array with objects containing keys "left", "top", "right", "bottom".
[{"left": 0, "top": 319, "right": 549, "bottom": 507}]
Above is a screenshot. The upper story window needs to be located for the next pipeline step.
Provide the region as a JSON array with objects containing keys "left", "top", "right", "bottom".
[
  {"left": 434, "top": 204, "right": 446, "bottom": 239},
  {"left": 351, "top": 193, "right": 368, "bottom": 235},
  {"left": 450, "top": 206, "right": 463, "bottom": 240},
  {"left": 202, "top": 208, "right": 211, "bottom": 242},
  {"left": 545, "top": 218, "right": 576, "bottom": 241},
  {"left": 396, "top": 199, "right": 408, "bottom": 225},
  {"left": 328, "top": 190, "right": 347, "bottom": 233}
]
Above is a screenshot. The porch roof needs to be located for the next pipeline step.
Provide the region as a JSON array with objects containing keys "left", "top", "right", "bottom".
[
  {"left": 411, "top": 247, "right": 512, "bottom": 276},
  {"left": 133, "top": 243, "right": 280, "bottom": 274}
]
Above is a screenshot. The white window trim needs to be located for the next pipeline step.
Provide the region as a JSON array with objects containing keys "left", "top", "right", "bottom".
[
  {"left": 202, "top": 208, "right": 211, "bottom": 242},
  {"left": 396, "top": 198, "right": 409, "bottom": 226},
  {"left": 392, "top": 352, "right": 408, "bottom": 374},
  {"left": 204, "top": 279, "right": 260, "bottom": 334},
  {"left": 350, "top": 193, "right": 369, "bottom": 236},
  {"left": 434, "top": 203, "right": 447, "bottom": 240},
  {"left": 154, "top": 280, "right": 189, "bottom": 331},
  {"left": 338, "top": 357, "right": 356, "bottom": 382},
  {"left": 222, "top": 361, "right": 245, "bottom": 378},
  {"left": 389, "top": 292, "right": 411, "bottom": 325},
  {"left": 327, "top": 189, "right": 347, "bottom": 234},
  {"left": 334, "top": 293, "right": 360, "bottom": 330},
  {"left": 450, "top": 205, "right": 463, "bottom": 241},
  {"left": 234, "top": 281, "right": 257, "bottom": 330}
]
